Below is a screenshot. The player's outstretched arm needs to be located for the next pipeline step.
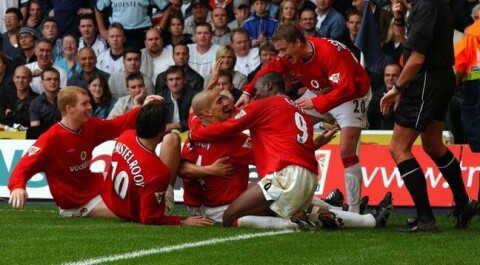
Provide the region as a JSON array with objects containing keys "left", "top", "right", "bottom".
[
  {"left": 181, "top": 216, "right": 214, "bottom": 226},
  {"left": 9, "top": 188, "right": 28, "bottom": 208},
  {"left": 235, "top": 93, "right": 251, "bottom": 108}
]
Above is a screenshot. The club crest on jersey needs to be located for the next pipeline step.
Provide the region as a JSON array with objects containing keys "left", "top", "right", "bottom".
[
  {"left": 242, "top": 137, "right": 253, "bottom": 149},
  {"left": 235, "top": 109, "right": 247, "bottom": 119},
  {"left": 329, "top": 73, "right": 340, "bottom": 84},
  {"left": 27, "top": 146, "right": 41, "bottom": 156},
  {"left": 154, "top": 191, "right": 165, "bottom": 204}
]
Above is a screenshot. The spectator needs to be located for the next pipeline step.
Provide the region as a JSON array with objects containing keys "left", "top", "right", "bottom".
[
  {"left": 227, "top": 0, "right": 250, "bottom": 30},
  {"left": 11, "top": 27, "right": 38, "bottom": 70},
  {"left": 382, "top": 19, "right": 404, "bottom": 64},
  {"left": 211, "top": 7, "right": 232, "bottom": 46},
  {"left": 2, "top": 7, "right": 23, "bottom": 59},
  {"left": 108, "top": 72, "right": 147, "bottom": 118},
  {"left": 87, "top": 73, "right": 116, "bottom": 119},
  {"left": 242, "top": 0, "right": 278, "bottom": 47},
  {"left": 231, "top": 28, "right": 260, "bottom": 76},
  {"left": 208, "top": 0, "right": 235, "bottom": 22},
  {"left": 77, "top": 14, "right": 108, "bottom": 57},
  {"left": 155, "top": 43, "right": 204, "bottom": 95},
  {"left": 25, "top": 38, "right": 67, "bottom": 94},
  {"left": 109, "top": 48, "right": 155, "bottom": 99},
  {"left": 95, "top": 0, "right": 171, "bottom": 50},
  {"left": 247, "top": 41, "right": 277, "bottom": 81},
  {"left": 278, "top": 0, "right": 298, "bottom": 26},
  {"left": 204, "top": 45, "right": 247, "bottom": 90},
  {"left": 296, "top": 0, "right": 317, "bottom": 14},
  {"left": 40, "top": 18, "right": 63, "bottom": 62},
  {"left": 140, "top": 28, "right": 174, "bottom": 85},
  {"left": 67, "top": 47, "right": 110, "bottom": 90},
  {"left": 0, "top": 66, "right": 38, "bottom": 128},
  {"left": 24, "top": 0, "right": 43, "bottom": 33},
  {"left": 299, "top": 8, "right": 318, "bottom": 38},
  {"left": 28, "top": 67, "right": 61, "bottom": 137},
  {"left": 183, "top": 0, "right": 214, "bottom": 36},
  {"left": 55, "top": 34, "right": 82, "bottom": 79},
  {"left": 163, "top": 14, "right": 194, "bottom": 49},
  {"left": 38, "top": 0, "right": 93, "bottom": 38},
  {"left": 0, "top": 52, "right": 14, "bottom": 97},
  {"left": 339, "top": 9, "right": 362, "bottom": 62},
  {"left": 368, "top": 62, "right": 399, "bottom": 130},
  {"left": 352, "top": 0, "right": 392, "bottom": 45},
  {"left": 187, "top": 22, "right": 221, "bottom": 77},
  {"left": 96, "top": 23, "right": 126, "bottom": 75},
  {"left": 315, "top": 0, "right": 345, "bottom": 41},
  {"left": 206, "top": 69, "right": 244, "bottom": 101},
  {"left": 162, "top": 65, "right": 197, "bottom": 132}
]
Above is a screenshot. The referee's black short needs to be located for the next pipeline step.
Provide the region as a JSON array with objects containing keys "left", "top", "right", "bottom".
[{"left": 394, "top": 68, "right": 455, "bottom": 131}]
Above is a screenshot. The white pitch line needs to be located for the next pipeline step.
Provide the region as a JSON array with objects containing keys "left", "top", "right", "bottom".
[{"left": 63, "top": 230, "right": 295, "bottom": 265}]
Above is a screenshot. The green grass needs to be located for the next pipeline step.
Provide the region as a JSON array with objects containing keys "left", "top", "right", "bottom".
[{"left": 1, "top": 204, "right": 480, "bottom": 265}]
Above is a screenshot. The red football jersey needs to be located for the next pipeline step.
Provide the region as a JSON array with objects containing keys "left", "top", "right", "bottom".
[
  {"left": 181, "top": 128, "right": 254, "bottom": 207},
  {"left": 8, "top": 108, "right": 140, "bottom": 209},
  {"left": 243, "top": 37, "right": 371, "bottom": 114},
  {"left": 189, "top": 95, "right": 318, "bottom": 177},
  {"left": 102, "top": 130, "right": 181, "bottom": 225}
]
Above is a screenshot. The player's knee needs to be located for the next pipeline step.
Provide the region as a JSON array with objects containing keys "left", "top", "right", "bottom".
[{"left": 163, "top": 132, "right": 181, "bottom": 148}]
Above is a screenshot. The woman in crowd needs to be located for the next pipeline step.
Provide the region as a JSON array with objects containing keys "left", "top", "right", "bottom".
[
  {"left": 278, "top": 0, "right": 298, "bottom": 26},
  {"left": 55, "top": 34, "right": 81, "bottom": 79},
  {"left": 204, "top": 45, "right": 247, "bottom": 90},
  {"left": 163, "top": 14, "right": 194, "bottom": 50},
  {"left": 87, "top": 74, "right": 116, "bottom": 119}
]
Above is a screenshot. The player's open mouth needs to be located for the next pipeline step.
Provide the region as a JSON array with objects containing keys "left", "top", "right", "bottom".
[{"left": 223, "top": 107, "right": 234, "bottom": 117}]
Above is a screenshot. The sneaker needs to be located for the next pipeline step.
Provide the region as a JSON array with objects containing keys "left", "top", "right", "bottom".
[
  {"left": 359, "top": 196, "right": 369, "bottom": 215},
  {"left": 341, "top": 195, "right": 369, "bottom": 214},
  {"left": 371, "top": 192, "right": 393, "bottom": 228},
  {"left": 323, "top": 188, "right": 344, "bottom": 207},
  {"left": 317, "top": 211, "right": 344, "bottom": 229},
  {"left": 291, "top": 211, "right": 319, "bottom": 231},
  {"left": 398, "top": 218, "right": 438, "bottom": 232},
  {"left": 453, "top": 199, "right": 480, "bottom": 229}
]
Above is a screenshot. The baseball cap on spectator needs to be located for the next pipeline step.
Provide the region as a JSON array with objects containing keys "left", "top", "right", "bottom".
[
  {"left": 18, "top": 27, "right": 38, "bottom": 39},
  {"left": 191, "top": 0, "right": 210, "bottom": 8},
  {"left": 234, "top": 0, "right": 250, "bottom": 8}
]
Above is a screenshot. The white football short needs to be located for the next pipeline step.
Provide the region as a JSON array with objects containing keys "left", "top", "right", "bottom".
[
  {"left": 202, "top": 205, "right": 229, "bottom": 223},
  {"left": 59, "top": 195, "right": 103, "bottom": 217},
  {"left": 301, "top": 89, "right": 372, "bottom": 129},
  {"left": 258, "top": 165, "right": 316, "bottom": 218}
]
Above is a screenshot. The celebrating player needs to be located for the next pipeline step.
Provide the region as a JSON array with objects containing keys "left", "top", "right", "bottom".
[
  {"left": 101, "top": 103, "right": 213, "bottom": 226},
  {"left": 237, "top": 23, "right": 371, "bottom": 214},
  {"left": 8, "top": 86, "right": 162, "bottom": 217}
]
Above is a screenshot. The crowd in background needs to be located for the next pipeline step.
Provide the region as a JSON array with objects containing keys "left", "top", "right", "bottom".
[{"left": 0, "top": 0, "right": 478, "bottom": 142}]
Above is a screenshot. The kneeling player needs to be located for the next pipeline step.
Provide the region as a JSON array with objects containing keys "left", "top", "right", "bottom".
[{"left": 101, "top": 103, "right": 212, "bottom": 226}]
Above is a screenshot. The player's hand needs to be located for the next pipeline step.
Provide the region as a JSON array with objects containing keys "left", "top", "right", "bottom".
[
  {"left": 235, "top": 93, "right": 251, "bottom": 108},
  {"left": 314, "top": 128, "right": 338, "bottom": 149},
  {"left": 9, "top": 188, "right": 28, "bottom": 208},
  {"left": 181, "top": 216, "right": 214, "bottom": 226},
  {"left": 207, "top": 156, "right": 234, "bottom": 177},
  {"left": 380, "top": 88, "right": 401, "bottom": 115},
  {"left": 141, "top": 95, "right": 164, "bottom": 106},
  {"left": 295, "top": 97, "right": 314, "bottom": 110}
]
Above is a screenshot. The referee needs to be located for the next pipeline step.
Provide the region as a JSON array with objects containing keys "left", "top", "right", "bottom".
[{"left": 380, "top": 0, "right": 479, "bottom": 232}]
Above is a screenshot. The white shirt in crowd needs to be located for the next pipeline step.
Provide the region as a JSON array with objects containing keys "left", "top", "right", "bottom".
[{"left": 187, "top": 43, "right": 221, "bottom": 77}]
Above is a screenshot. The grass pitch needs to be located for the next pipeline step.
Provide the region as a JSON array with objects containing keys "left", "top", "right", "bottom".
[{"left": 1, "top": 204, "right": 480, "bottom": 265}]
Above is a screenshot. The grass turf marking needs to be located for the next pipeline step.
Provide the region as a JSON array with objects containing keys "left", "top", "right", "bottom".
[{"left": 63, "top": 230, "right": 295, "bottom": 265}]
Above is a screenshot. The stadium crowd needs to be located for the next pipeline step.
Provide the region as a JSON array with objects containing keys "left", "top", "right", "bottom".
[{"left": 2, "top": 0, "right": 480, "bottom": 231}]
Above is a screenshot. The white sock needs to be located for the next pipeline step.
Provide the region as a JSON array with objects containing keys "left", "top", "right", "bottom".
[
  {"left": 164, "top": 185, "right": 174, "bottom": 216},
  {"left": 330, "top": 209, "right": 375, "bottom": 228},
  {"left": 311, "top": 196, "right": 344, "bottom": 211},
  {"left": 237, "top": 215, "right": 299, "bottom": 230},
  {"left": 345, "top": 163, "right": 362, "bottom": 213}
]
